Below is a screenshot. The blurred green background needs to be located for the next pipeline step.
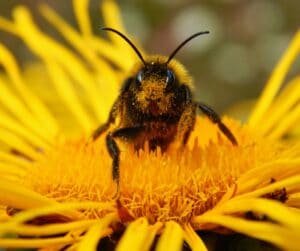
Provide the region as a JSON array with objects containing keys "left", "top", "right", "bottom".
[{"left": 0, "top": 0, "right": 299, "bottom": 116}]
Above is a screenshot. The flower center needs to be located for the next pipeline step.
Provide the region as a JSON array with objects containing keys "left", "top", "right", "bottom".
[{"left": 21, "top": 117, "right": 283, "bottom": 224}]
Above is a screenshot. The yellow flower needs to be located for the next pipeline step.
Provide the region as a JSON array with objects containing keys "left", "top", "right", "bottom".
[{"left": 0, "top": 0, "right": 300, "bottom": 250}]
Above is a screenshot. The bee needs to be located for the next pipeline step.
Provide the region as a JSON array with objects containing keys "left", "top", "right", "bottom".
[{"left": 92, "top": 27, "right": 238, "bottom": 190}]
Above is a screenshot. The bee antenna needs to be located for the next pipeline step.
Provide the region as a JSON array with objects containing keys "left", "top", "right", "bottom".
[
  {"left": 166, "top": 31, "right": 210, "bottom": 64},
  {"left": 102, "top": 27, "right": 146, "bottom": 66}
]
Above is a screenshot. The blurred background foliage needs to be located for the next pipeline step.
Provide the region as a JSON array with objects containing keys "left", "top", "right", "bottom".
[{"left": 0, "top": 0, "right": 299, "bottom": 117}]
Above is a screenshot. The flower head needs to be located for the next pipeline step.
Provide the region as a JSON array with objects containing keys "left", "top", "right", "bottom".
[{"left": 0, "top": 1, "right": 300, "bottom": 250}]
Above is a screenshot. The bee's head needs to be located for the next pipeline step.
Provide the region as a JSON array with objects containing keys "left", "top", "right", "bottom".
[
  {"left": 130, "top": 58, "right": 177, "bottom": 114},
  {"left": 129, "top": 56, "right": 194, "bottom": 114},
  {"left": 134, "top": 58, "right": 176, "bottom": 95},
  {"left": 102, "top": 28, "right": 209, "bottom": 115}
]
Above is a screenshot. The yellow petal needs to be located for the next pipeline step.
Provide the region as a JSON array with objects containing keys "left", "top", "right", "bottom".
[
  {"left": 0, "top": 16, "right": 18, "bottom": 35},
  {"left": 156, "top": 221, "right": 183, "bottom": 251},
  {"left": 90, "top": 37, "right": 134, "bottom": 71},
  {"left": 40, "top": 4, "right": 119, "bottom": 84},
  {"left": 0, "top": 219, "right": 98, "bottom": 236},
  {"left": 73, "top": 0, "right": 92, "bottom": 37},
  {"left": 0, "top": 236, "right": 79, "bottom": 248},
  {"left": 194, "top": 214, "right": 300, "bottom": 251},
  {"left": 237, "top": 174, "right": 300, "bottom": 199},
  {"left": 0, "top": 44, "right": 59, "bottom": 138},
  {"left": 249, "top": 30, "right": 300, "bottom": 126},
  {"left": 183, "top": 224, "right": 208, "bottom": 251},
  {"left": 77, "top": 214, "right": 117, "bottom": 251},
  {"left": 116, "top": 218, "right": 154, "bottom": 251},
  {"left": 143, "top": 223, "right": 163, "bottom": 251},
  {"left": 101, "top": 0, "right": 136, "bottom": 61},
  {"left": 215, "top": 198, "right": 300, "bottom": 229},
  {"left": 0, "top": 109, "right": 50, "bottom": 151},
  {"left": 268, "top": 103, "right": 300, "bottom": 139},
  {"left": 258, "top": 76, "right": 300, "bottom": 136},
  {"left": 0, "top": 77, "right": 52, "bottom": 143},
  {"left": 9, "top": 202, "right": 115, "bottom": 225},
  {"left": 12, "top": 6, "right": 105, "bottom": 122},
  {"left": 287, "top": 193, "right": 300, "bottom": 207},
  {"left": 101, "top": 0, "right": 126, "bottom": 43},
  {"left": 0, "top": 162, "right": 26, "bottom": 177},
  {"left": 45, "top": 59, "right": 94, "bottom": 133},
  {"left": 0, "top": 179, "right": 55, "bottom": 210},
  {"left": 0, "top": 151, "right": 30, "bottom": 169},
  {"left": 237, "top": 158, "right": 300, "bottom": 194},
  {"left": 0, "top": 130, "right": 40, "bottom": 160}
]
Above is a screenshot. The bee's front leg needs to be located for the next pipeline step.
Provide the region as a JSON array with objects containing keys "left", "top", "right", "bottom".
[
  {"left": 106, "top": 134, "right": 121, "bottom": 183},
  {"left": 91, "top": 99, "right": 122, "bottom": 142},
  {"left": 197, "top": 102, "right": 238, "bottom": 145},
  {"left": 170, "top": 104, "right": 196, "bottom": 151},
  {"left": 106, "top": 125, "right": 145, "bottom": 195}
]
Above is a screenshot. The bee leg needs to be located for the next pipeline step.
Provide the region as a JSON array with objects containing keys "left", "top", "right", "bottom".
[
  {"left": 92, "top": 123, "right": 110, "bottom": 141},
  {"left": 106, "top": 125, "right": 145, "bottom": 197},
  {"left": 106, "top": 133, "right": 121, "bottom": 197},
  {"left": 112, "top": 126, "right": 145, "bottom": 139},
  {"left": 92, "top": 109, "right": 116, "bottom": 141},
  {"left": 92, "top": 77, "right": 133, "bottom": 142},
  {"left": 178, "top": 104, "right": 197, "bottom": 146},
  {"left": 91, "top": 99, "right": 121, "bottom": 141},
  {"left": 197, "top": 102, "right": 238, "bottom": 145}
]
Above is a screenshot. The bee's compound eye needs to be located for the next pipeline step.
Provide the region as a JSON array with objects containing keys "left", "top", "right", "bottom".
[
  {"left": 136, "top": 70, "right": 143, "bottom": 85},
  {"left": 166, "top": 69, "right": 175, "bottom": 85}
]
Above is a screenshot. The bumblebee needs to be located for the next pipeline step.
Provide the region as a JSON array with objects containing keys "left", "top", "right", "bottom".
[{"left": 93, "top": 28, "right": 238, "bottom": 188}]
